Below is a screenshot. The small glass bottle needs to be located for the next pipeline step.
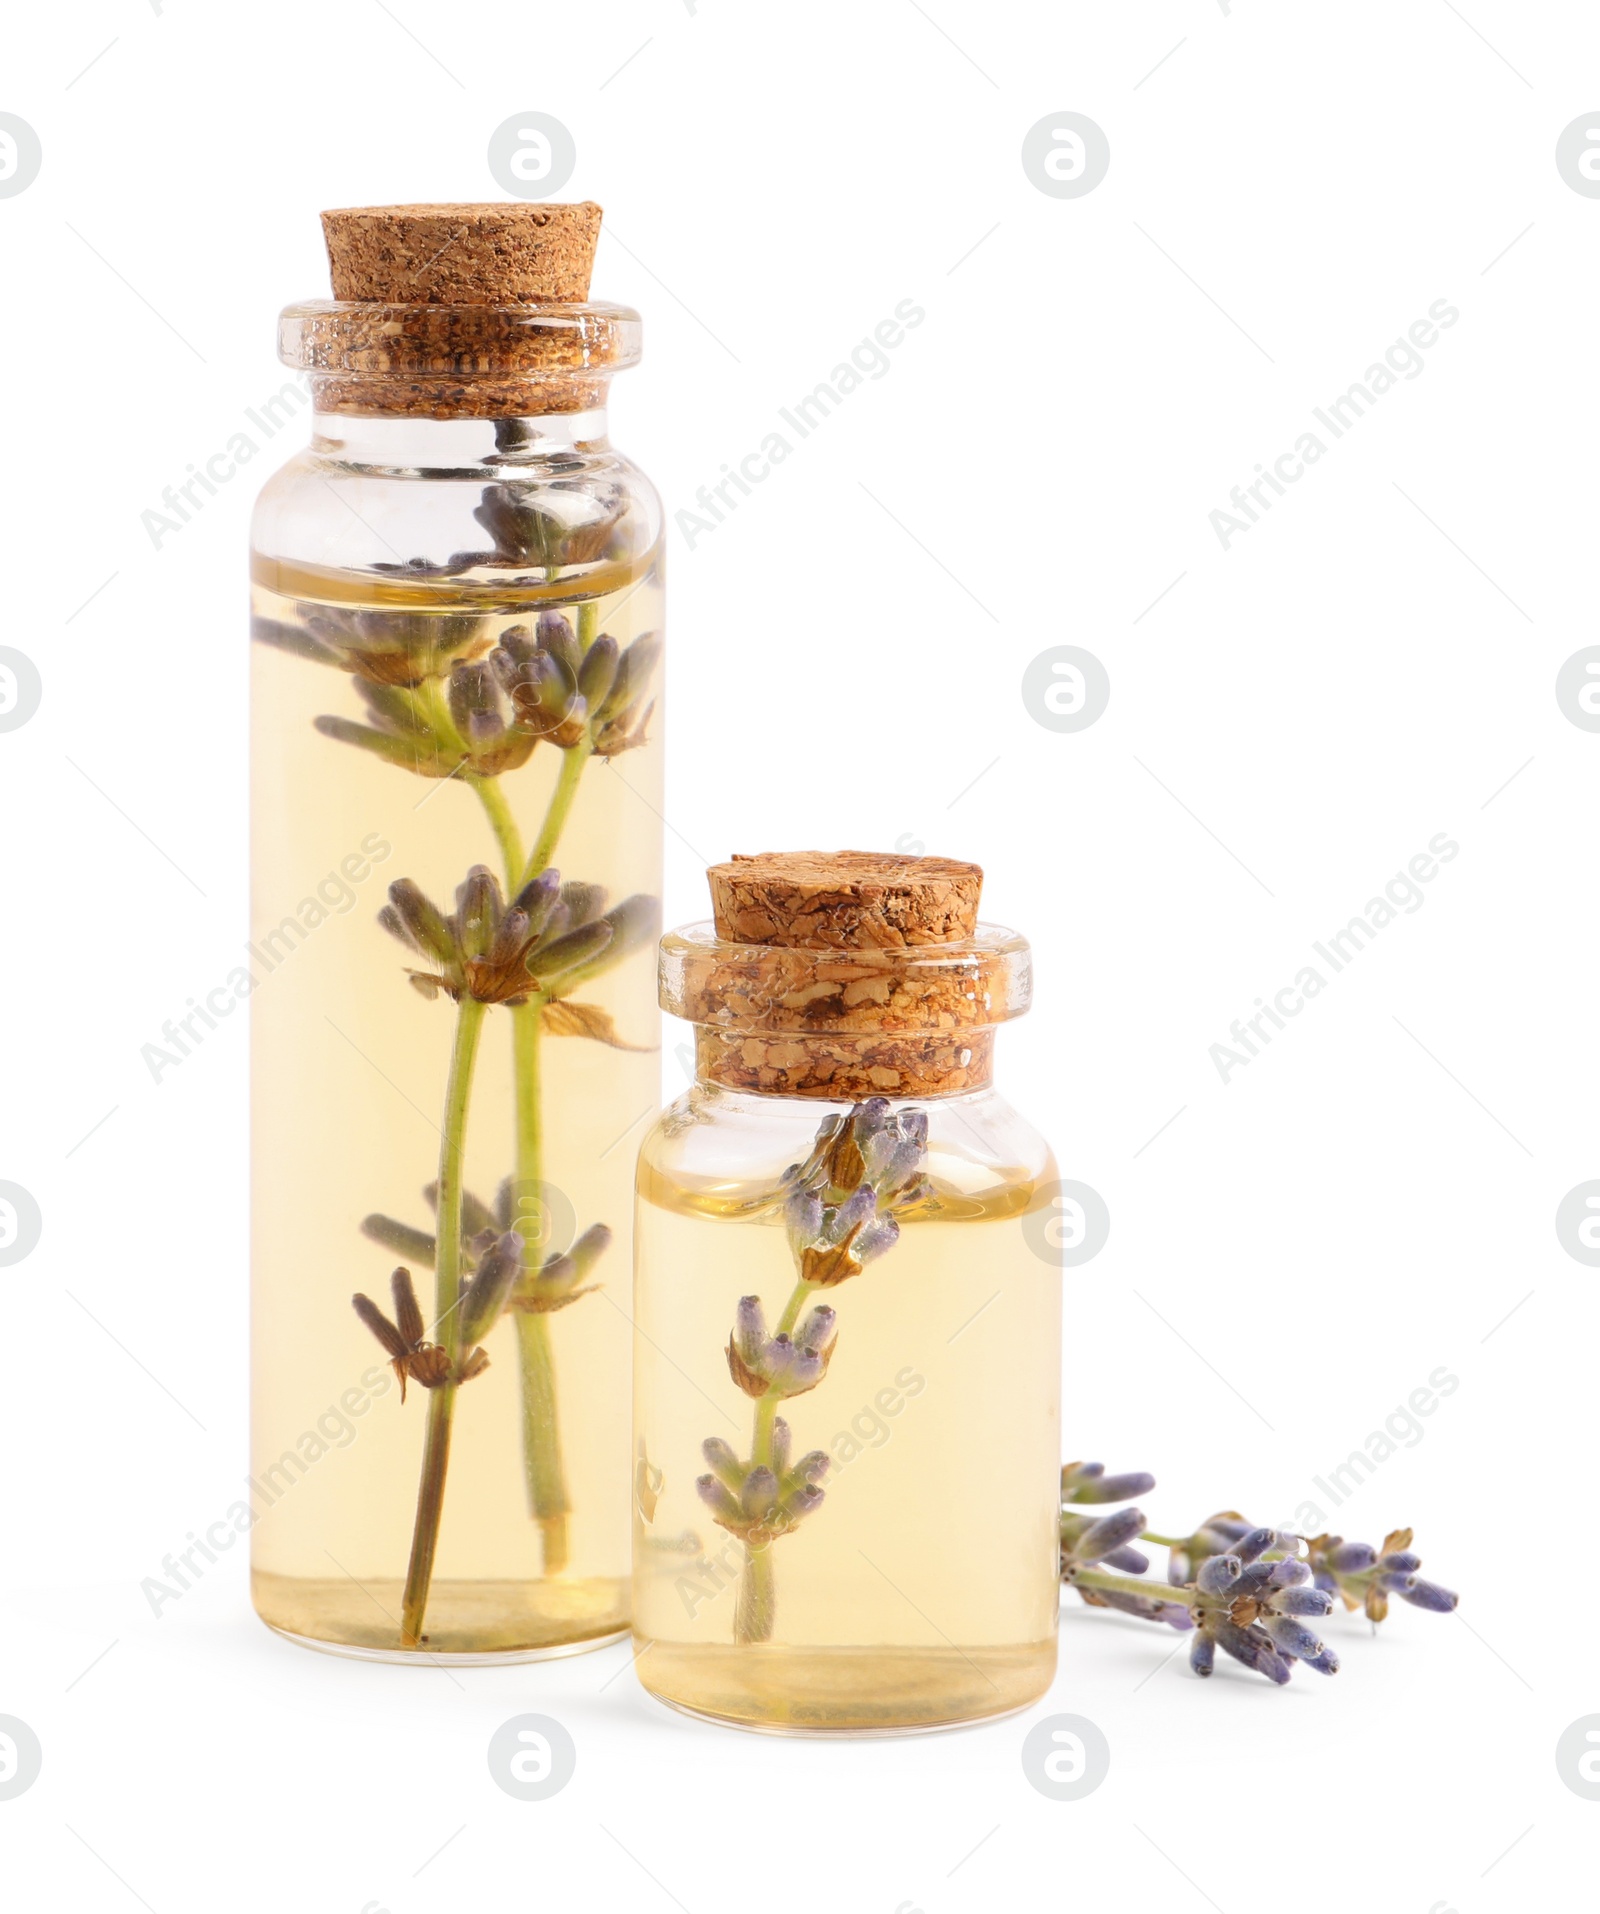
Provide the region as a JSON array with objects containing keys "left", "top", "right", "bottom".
[
  {"left": 249, "top": 204, "right": 662, "bottom": 1660},
  {"left": 632, "top": 852, "right": 1062, "bottom": 1731}
]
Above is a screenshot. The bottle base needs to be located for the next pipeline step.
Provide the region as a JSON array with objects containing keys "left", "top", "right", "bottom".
[
  {"left": 633, "top": 1639, "right": 1056, "bottom": 1735},
  {"left": 252, "top": 1568, "right": 629, "bottom": 1661},
  {"left": 265, "top": 1621, "right": 631, "bottom": 1667}
]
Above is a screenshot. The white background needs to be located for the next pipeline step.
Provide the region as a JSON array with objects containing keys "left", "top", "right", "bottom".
[{"left": 1, "top": 3, "right": 1594, "bottom": 1909}]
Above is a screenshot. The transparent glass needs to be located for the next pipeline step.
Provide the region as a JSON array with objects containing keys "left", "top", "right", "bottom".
[
  {"left": 250, "top": 367, "right": 662, "bottom": 1661},
  {"left": 632, "top": 1077, "right": 1062, "bottom": 1732}
]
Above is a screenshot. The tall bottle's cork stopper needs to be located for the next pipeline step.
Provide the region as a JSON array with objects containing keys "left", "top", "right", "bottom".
[
  {"left": 320, "top": 202, "right": 603, "bottom": 304},
  {"left": 707, "top": 851, "right": 984, "bottom": 951}
]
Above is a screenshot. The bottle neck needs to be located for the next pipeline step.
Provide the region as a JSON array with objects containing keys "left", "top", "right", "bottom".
[{"left": 309, "top": 403, "right": 612, "bottom": 474}]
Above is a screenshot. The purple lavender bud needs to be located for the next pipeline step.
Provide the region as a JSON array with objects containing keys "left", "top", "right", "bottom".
[
  {"left": 830, "top": 1185, "right": 878, "bottom": 1239},
  {"left": 1234, "top": 1527, "right": 1278, "bottom": 1564},
  {"left": 1065, "top": 1470, "right": 1157, "bottom": 1505},
  {"left": 1102, "top": 1545, "right": 1151, "bottom": 1575},
  {"left": 458, "top": 1229, "right": 524, "bottom": 1342},
  {"left": 1196, "top": 1554, "right": 1242, "bottom": 1595},
  {"left": 1262, "top": 1615, "right": 1326, "bottom": 1662},
  {"left": 733, "top": 1295, "right": 766, "bottom": 1367},
  {"left": 861, "top": 1128, "right": 899, "bottom": 1181},
  {"left": 763, "top": 1335, "right": 798, "bottom": 1384},
  {"left": 1313, "top": 1570, "right": 1339, "bottom": 1594},
  {"left": 784, "top": 1189, "right": 824, "bottom": 1255},
  {"left": 1215, "top": 1621, "right": 1293, "bottom": 1685},
  {"left": 1074, "top": 1507, "right": 1147, "bottom": 1563},
  {"left": 740, "top": 1467, "right": 778, "bottom": 1521},
  {"left": 557, "top": 880, "right": 607, "bottom": 928},
  {"left": 1190, "top": 1633, "right": 1216, "bottom": 1677},
  {"left": 789, "top": 1450, "right": 830, "bottom": 1486},
  {"left": 511, "top": 867, "right": 562, "bottom": 934},
  {"left": 1400, "top": 1578, "right": 1458, "bottom": 1613},
  {"left": 853, "top": 1216, "right": 900, "bottom": 1265},
  {"left": 566, "top": 1224, "right": 612, "bottom": 1279},
  {"left": 535, "top": 607, "right": 580, "bottom": 672},
  {"left": 577, "top": 633, "right": 619, "bottom": 706},
  {"left": 455, "top": 865, "right": 501, "bottom": 957},
  {"left": 1304, "top": 1647, "right": 1340, "bottom": 1676},
  {"left": 781, "top": 1482, "right": 825, "bottom": 1520},
  {"left": 1324, "top": 1539, "right": 1376, "bottom": 1572},
  {"left": 1379, "top": 1550, "right": 1421, "bottom": 1574},
  {"left": 796, "top": 1304, "right": 837, "bottom": 1353},
  {"left": 695, "top": 1475, "right": 741, "bottom": 1524},
  {"left": 1275, "top": 1586, "right": 1334, "bottom": 1618},
  {"left": 785, "top": 1346, "right": 826, "bottom": 1392},
  {"left": 1235, "top": 1561, "right": 1276, "bottom": 1592},
  {"left": 486, "top": 908, "right": 530, "bottom": 969},
  {"left": 532, "top": 918, "right": 612, "bottom": 982},
  {"left": 1377, "top": 1569, "right": 1419, "bottom": 1594},
  {"left": 865, "top": 1132, "right": 922, "bottom": 1195},
  {"left": 1268, "top": 1558, "right": 1312, "bottom": 1588},
  {"left": 700, "top": 1438, "right": 744, "bottom": 1491}
]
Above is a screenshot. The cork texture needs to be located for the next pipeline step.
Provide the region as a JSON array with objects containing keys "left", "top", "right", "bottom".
[
  {"left": 673, "top": 850, "right": 1027, "bottom": 1099},
  {"left": 708, "top": 851, "right": 984, "bottom": 951},
  {"left": 693, "top": 1025, "right": 996, "bottom": 1100},
  {"left": 300, "top": 203, "right": 616, "bottom": 417},
  {"left": 321, "top": 203, "right": 603, "bottom": 304}
]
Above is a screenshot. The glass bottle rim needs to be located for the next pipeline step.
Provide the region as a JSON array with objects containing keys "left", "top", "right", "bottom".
[
  {"left": 278, "top": 300, "right": 642, "bottom": 377},
  {"left": 658, "top": 919, "right": 1032, "bottom": 1033}
]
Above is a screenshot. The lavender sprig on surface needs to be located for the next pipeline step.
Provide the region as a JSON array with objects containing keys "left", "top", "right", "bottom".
[{"left": 1058, "top": 1466, "right": 1458, "bottom": 1686}]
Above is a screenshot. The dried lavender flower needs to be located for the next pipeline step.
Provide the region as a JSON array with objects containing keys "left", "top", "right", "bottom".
[
  {"left": 1307, "top": 1528, "right": 1458, "bottom": 1623},
  {"left": 1061, "top": 1478, "right": 1457, "bottom": 1687},
  {"left": 255, "top": 606, "right": 491, "bottom": 686},
  {"left": 694, "top": 1420, "right": 830, "bottom": 1548},
  {"left": 510, "top": 1223, "right": 612, "bottom": 1315},
  {"left": 489, "top": 615, "right": 659, "bottom": 757},
  {"left": 725, "top": 1294, "right": 837, "bottom": 1398},
  {"left": 1061, "top": 1460, "right": 1158, "bottom": 1505},
  {"left": 378, "top": 865, "right": 655, "bottom": 1008}
]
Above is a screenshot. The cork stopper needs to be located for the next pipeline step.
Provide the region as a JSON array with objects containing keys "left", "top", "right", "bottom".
[
  {"left": 321, "top": 202, "right": 602, "bottom": 305},
  {"left": 708, "top": 851, "right": 984, "bottom": 952},
  {"left": 286, "top": 202, "right": 633, "bottom": 418},
  {"left": 666, "top": 851, "right": 1028, "bottom": 1100}
]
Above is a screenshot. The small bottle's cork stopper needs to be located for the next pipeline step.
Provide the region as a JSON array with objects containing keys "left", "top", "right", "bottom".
[
  {"left": 708, "top": 851, "right": 983, "bottom": 952},
  {"left": 684, "top": 851, "right": 1006, "bottom": 1097},
  {"left": 321, "top": 202, "right": 603, "bottom": 305}
]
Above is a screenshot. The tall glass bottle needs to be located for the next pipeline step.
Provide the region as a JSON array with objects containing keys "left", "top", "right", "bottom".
[
  {"left": 632, "top": 853, "right": 1062, "bottom": 1731},
  {"left": 249, "top": 203, "right": 662, "bottom": 1660}
]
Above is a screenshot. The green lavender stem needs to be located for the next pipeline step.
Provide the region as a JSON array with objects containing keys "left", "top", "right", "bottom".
[
  {"left": 400, "top": 993, "right": 487, "bottom": 1648},
  {"left": 737, "top": 1545, "right": 776, "bottom": 1644},
  {"left": 511, "top": 997, "right": 570, "bottom": 1570},
  {"left": 469, "top": 772, "right": 526, "bottom": 886},
  {"left": 736, "top": 1275, "right": 817, "bottom": 1646},
  {"left": 519, "top": 742, "right": 590, "bottom": 893},
  {"left": 1072, "top": 1566, "right": 1198, "bottom": 1609},
  {"left": 469, "top": 625, "right": 598, "bottom": 1575}
]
